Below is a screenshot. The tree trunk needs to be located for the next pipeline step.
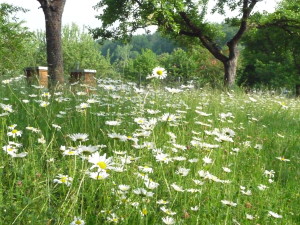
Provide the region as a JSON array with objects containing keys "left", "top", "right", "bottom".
[
  {"left": 38, "top": 0, "right": 66, "bottom": 87},
  {"left": 223, "top": 55, "right": 238, "bottom": 87},
  {"left": 296, "top": 84, "right": 300, "bottom": 97}
]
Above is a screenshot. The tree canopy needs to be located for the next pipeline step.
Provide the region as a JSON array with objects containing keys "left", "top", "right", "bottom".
[{"left": 92, "top": 0, "right": 267, "bottom": 87}]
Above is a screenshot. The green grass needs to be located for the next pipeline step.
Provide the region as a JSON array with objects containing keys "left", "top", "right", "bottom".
[{"left": 0, "top": 75, "right": 299, "bottom": 224}]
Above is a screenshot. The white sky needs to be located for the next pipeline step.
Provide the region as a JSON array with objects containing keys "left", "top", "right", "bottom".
[{"left": 0, "top": 0, "right": 279, "bottom": 32}]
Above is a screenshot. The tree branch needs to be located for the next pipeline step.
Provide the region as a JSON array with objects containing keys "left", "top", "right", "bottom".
[
  {"left": 227, "top": 0, "right": 258, "bottom": 59},
  {"left": 179, "top": 11, "right": 227, "bottom": 62}
]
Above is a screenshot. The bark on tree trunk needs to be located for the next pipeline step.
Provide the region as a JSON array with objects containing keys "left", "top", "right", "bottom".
[
  {"left": 38, "top": 0, "right": 66, "bottom": 87},
  {"left": 296, "top": 84, "right": 300, "bottom": 97},
  {"left": 223, "top": 56, "right": 238, "bottom": 87}
]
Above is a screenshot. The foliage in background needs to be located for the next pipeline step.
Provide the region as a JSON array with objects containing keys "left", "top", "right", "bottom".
[
  {"left": 32, "top": 24, "right": 115, "bottom": 78},
  {"left": 0, "top": 3, "right": 34, "bottom": 75},
  {"left": 238, "top": 0, "right": 300, "bottom": 90}
]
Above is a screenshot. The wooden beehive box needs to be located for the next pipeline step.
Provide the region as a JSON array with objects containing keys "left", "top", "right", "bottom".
[
  {"left": 70, "top": 69, "right": 97, "bottom": 86},
  {"left": 24, "top": 66, "right": 48, "bottom": 88}
]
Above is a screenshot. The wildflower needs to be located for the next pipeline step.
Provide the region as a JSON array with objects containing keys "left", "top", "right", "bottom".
[
  {"left": 268, "top": 211, "right": 282, "bottom": 218},
  {"left": 38, "top": 136, "right": 46, "bottom": 144},
  {"left": 215, "top": 134, "right": 234, "bottom": 142},
  {"left": 175, "top": 167, "right": 190, "bottom": 176},
  {"left": 76, "top": 91, "right": 87, "bottom": 96},
  {"left": 62, "top": 147, "right": 80, "bottom": 156},
  {"left": 221, "top": 200, "right": 237, "bottom": 207},
  {"left": 79, "top": 102, "right": 90, "bottom": 109},
  {"left": 134, "top": 117, "right": 146, "bottom": 124},
  {"left": 276, "top": 156, "right": 290, "bottom": 162},
  {"left": 162, "top": 216, "right": 175, "bottom": 224},
  {"left": 240, "top": 186, "right": 252, "bottom": 196},
  {"left": 103, "top": 85, "right": 116, "bottom": 91},
  {"left": 41, "top": 92, "right": 51, "bottom": 98},
  {"left": 165, "top": 87, "right": 182, "bottom": 93},
  {"left": 189, "top": 158, "right": 199, "bottom": 163},
  {"left": 40, "top": 101, "right": 50, "bottom": 107},
  {"left": 202, "top": 156, "right": 213, "bottom": 164},
  {"left": 170, "top": 183, "right": 184, "bottom": 192},
  {"left": 186, "top": 188, "right": 201, "bottom": 193},
  {"left": 105, "top": 120, "right": 121, "bottom": 126},
  {"left": 47, "top": 158, "right": 55, "bottom": 163},
  {"left": 146, "top": 67, "right": 167, "bottom": 79},
  {"left": 87, "top": 171, "right": 110, "bottom": 180},
  {"left": 191, "top": 206, "right": 199, "bottom": 211},
  {"left": 2, "top": 79, "right": 12, "bottom": 84},
  {"left": 192, "top": 179, "right": 204, "bottom": 186},
  {"left": 144, "top": 180, "right": 159, "bottom": 189},
  {"left": 7, "top": 129, "right": 22, "bottom": 138},
  {"left": 157, "top": 199, "right": 169, "bottom": 205},
  {"left": 132, "top": 188, "right": 154, "bottom": 197},
  {"left": 155, "top": 153, "right": 172, "bottom": 164},
  {"left": 147, "top": 109, "right": 160, "bottom": 114},
  {"left": 222, "top": 167, "right": 232, "bottom": 173},
  {"left": 3, "top": 145, "right": 17, "bottom": 155},
  {"left": 26, "top": 126, "right": 41, "bottom": 133},
  {"left": 222, "top": 127, "right": 235, "bottom": 137},
  {"left": 53, "top": 174, "right": 73, "bottom": 186},
  {"left": 254, "top": 144, "right": 263, "bottom": 150},
  {"left": 257, "top": 184, "right": 268, "bottom": 191},
  {"left": 106, "top": 213, "right": 120, "bottom": 223},
  {"left": 263, "top": 170, "right": 275, "bottom": 178},
  {"left": 161, "top": 113, "right": 177, "bottom": 122},
  {"left": 2, "top": 144, "right": 27, "bottom": 158},
  {"left": 70, "top": 216, "right": 85, "bottom": 225},
  {"left": 195, "top": 110, "right": 212, "bottom": 116},
  {"left": 88, "top": 152, "right": 114, "bottom": 171},
  {"left": 77, "top": 145, "right": 99, "bottom": 154},
  {"left": 246, "top": 214, "right": 255, "bottom": 220},
  {"left": 68, "top": 133, "right": 89, "bottom": 142},
  {"left": 138, "top": 166, "right": 154, "bottom": 173},
  {"left": 160, "top": 206, "right": 176, "bottom": 215},
  {"left": 118, "top": 184, "right": 130, "bottom": 192},
  {"left": 87, "top": 98, "right": 99, "bottom": 103},
  {"left": 0, "top": 103, "right": 13, "bottom": 112},
  {"left": 52, "top": 123, "right": 61, "bottom": 130}
]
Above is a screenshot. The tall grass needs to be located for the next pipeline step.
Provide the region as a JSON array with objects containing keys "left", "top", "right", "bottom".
[{"left": 0, "top": 75, "right": 299, "bottom": 224}]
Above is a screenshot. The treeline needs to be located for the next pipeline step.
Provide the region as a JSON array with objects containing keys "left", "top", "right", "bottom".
[{"left": 1, "top": 2, "right": 300, "bottom": 91}]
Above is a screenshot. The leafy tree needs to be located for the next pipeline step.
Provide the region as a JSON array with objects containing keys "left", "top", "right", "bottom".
[
  {"left": 100, "top": 32, "right": 179, "bottom": 63},
  {"left": 61, "top": 24, "right": 113, "bottom": 77},
  {"left": 37, "top": 0, "right": 66, "bottom": 86},
  {"left": 239, "top": 0, "right": 300, "bottom": 91},
  {"left": 159, "top": 46, "right": 223, "bottom": 87},
  {"left": 125, "top": 49, "right": 158, "bottom": 83},
  {"left": 92, "top": 0, "right": 266, "bottom": 87},
  {"left": 0, "top": 3, "right": 33, "bottom": 75}
]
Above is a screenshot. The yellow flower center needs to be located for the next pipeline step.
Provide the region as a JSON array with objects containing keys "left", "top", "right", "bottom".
[
  {"left": 97, "top": 175, "right": 103, "bottom": 180},
  {"left": 156, "top": 70, "right": 163, "bottom": 75},
  {"left": 97, "top": 161, "right": 107, "bottom": 169},
  {"left": 142, "top": 208, "right": 148, "bottom": 215},
  {"left": 75, "top": 220, "right": 82, "bottom": 224},
  {"left": 7, "top": 148, "right": 13, "bottom": 151},
  {"left": 60, "top": 177, "right": 67, "bottom": 183},
  {"left": 12, "top": 129, "right": 18, "bottom": 134}
]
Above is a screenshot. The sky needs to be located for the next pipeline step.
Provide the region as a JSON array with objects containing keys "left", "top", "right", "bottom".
[{"left": 0, "top": 0, "right": 279, "bottom": 32}]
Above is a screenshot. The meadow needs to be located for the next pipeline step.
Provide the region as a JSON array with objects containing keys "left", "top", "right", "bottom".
[{"left": 0, "top": 74, "right": 299, "bottom": 225}]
